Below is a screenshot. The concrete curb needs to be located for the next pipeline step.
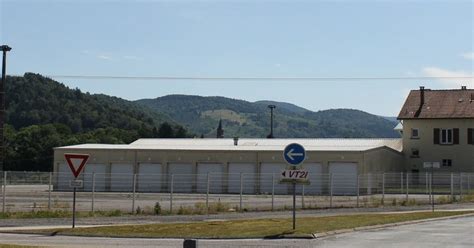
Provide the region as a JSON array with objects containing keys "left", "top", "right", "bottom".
[{"left": 312, "top": 213, "right": 474, "bottom": 239}]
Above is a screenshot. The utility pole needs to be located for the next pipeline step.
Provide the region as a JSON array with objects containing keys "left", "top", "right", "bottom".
[
  {"left": 0, "top": 45, "right": 12, "bottom": 171},
  {"left": 267, "top": 105, "right": 276, "bottom": 138}
]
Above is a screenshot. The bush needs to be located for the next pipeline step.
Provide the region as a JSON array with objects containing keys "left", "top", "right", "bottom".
[{"left": 154, "top": 202, "right": 162, "bottom": 215}]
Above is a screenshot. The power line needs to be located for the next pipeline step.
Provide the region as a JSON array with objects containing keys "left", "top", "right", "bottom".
[{"left": 12, "top": 74, "right": 474, "bottom": 81}]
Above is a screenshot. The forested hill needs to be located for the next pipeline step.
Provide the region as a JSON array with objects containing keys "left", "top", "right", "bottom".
[
  {"left": 136, "top": 95, "right": 400, "bottom": 138},
  {"left": 4, "top": 73, "right": 190, "bottom": 171}
]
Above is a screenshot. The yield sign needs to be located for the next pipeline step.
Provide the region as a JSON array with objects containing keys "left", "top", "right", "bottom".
[{"left": 65, "top": 153, "right": 90, "bottom": 178}]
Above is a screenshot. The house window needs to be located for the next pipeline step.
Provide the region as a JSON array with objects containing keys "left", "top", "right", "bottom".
[
  {"left": 440, "top": 129, "right": 453, "bottom": 144},
  {"left": 411, "top": 149, "right": 419, "bottom": 158},
  {"left": 442, "top": 159, "right": 452, "bottom": 167},
  {"left": 411, "top": 129, "right": 419, "bottom": 139},
  {"left": 468, "top": 128, "right": 474, "bottom": 145}
]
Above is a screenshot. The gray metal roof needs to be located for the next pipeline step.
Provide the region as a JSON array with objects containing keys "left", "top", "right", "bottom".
[{"left": 55, "top": 138, "right": 403, "bottom": 152}]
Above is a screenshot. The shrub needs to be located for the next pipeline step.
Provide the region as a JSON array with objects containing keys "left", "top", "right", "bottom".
[{"left": 154, "top": 202, "right": 162, "bottom": 215}]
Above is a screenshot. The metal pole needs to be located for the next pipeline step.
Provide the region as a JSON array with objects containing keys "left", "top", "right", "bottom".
[
  {"left": 450, "top": 173, "right": 454, "bottom": 202},
  {"left": 301, "top": 184, "right": 305, "bottom": 209},
  {"left": 356, "top": 174, "right": 360, "bottom": 208},
  {"left": 48, "top": 172, "right": 52, "bottom": 210},
  {"left": 292, "top": 182, "right": 296, "bottom": 230},
  {"left": 170, "top": 174, "right": 174, "bottom": 214},
  {"left": 405, "top": 172, "right": 409, "bottom": 201},
  {"left": 431, "top": 169, "right": 434, "bottom": 212},
  {"left": 1, "top": 45, "right": 12, "bottom": 172},
  {"left": 459, "top": 173, "right": 463, "bottom": 201},
  {"left": 400, "top": 172, "right": 403, "bottom": 194},
  {"left": 72, "top": 187, "right": 76, "bottom": 228},
  {"left": 239, "top": 172, "right": 243, "bottom": 212},
  {"left": 382, "top": 173, "right": 385, "bottom": 206},
  {"left": 132, "top": 173, "right": 136, "bottom": 214},
  {"left": 271, "top": 173, "right": 274, "bottom": 211},
  {"left": 425, "top": 172, "right": 428, "bottom": 194},
  {"left": 91, "top": 173, "right": 95, "bottom": 212},
  {"left": 329, "top": 173, "right": 333, "bottom": 208},
  {"left": 206, "top": 172, "right": 210, "bottom": 213},
  {"left": 2, "top": 171, "right": 6, "bottom": 213}
]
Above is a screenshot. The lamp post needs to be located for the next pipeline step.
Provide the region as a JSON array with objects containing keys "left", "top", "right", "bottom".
[
  {"left": 267, "top": 105, "right": 276, "bottom": 138},
  {"left": 1, "top": 45, "right": 12, "bottom": 171}
]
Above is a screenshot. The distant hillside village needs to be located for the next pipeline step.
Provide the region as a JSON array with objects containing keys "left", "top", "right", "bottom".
[{"left": 54, "top": 86, "right": 474, "bottom": 194}]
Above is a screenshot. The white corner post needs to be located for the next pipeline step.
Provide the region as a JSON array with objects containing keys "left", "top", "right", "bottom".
[
  {"left": 91, "top": 172, "right": 96, "bottom": 212},
  {"left": 239, "top": 172, "right": 243, "bottom": 212},
  {"left": 271, "top": 173, "right": 275, "bottom": 211},
  {"left": 132, "top": 173, "right": 137, "bottom": 214},
  {"left": 48, "top": 172, "right": 52, "bottom": 210},
  {"left": 170, "top": 174, "right": 174, "bottom": 213}
]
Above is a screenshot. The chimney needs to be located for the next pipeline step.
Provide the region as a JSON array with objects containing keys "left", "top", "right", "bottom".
[
  {"left": 414, "top": 86, "right": 425, "bottom": 118},
  {"left": 461, "top": 86, "right": 467, "bottom": 90},
  {"left": 233, "top": 137, "right": 239, "bottom": 146}
]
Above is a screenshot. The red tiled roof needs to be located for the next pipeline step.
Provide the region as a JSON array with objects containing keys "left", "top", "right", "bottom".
[{"left": 398, "top": 89, "right": 474, "bottom": 119}]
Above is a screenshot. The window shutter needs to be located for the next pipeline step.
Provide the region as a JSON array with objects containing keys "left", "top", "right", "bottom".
[
  {"left": 434, "top": 128, "right": 440, "bottom": 144},
  {"left": 468, "top": 128, "right": 473, "bottom": 145},
  {"left": 453, "top": 128, "right": 459, "bottom": 144}
]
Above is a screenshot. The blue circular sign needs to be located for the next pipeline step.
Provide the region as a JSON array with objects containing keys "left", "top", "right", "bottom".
[{"left": 283, "top": 143, "right": 306, "bottom": 166}]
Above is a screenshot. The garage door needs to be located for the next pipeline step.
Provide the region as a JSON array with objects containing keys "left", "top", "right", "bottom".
[
  {"left": 329, "top": 162, "right": 358, "bottom": 195},
  {"left": 228, "top": 163, "right": 256, "bottom": 194},
  {"left": 260, "top": 163, "right": 288, "bottom": 194},
  {"left": 83, "top": 164, "right": 107, "bottom": 192},
  {"left": 110, "top": 164, "right": 134, "bottom": 192},
  {"left": 197, "top": 163, "right": 224, "bottom": 193},
  {"left": 296, "top": 163, "right": 322, "bottom": 195},
  {"left": 168, "top": 163, "right": 194, "bottom": 193},
  {"left": 138, "top": 163, "right": 162, "bottom": 192}
]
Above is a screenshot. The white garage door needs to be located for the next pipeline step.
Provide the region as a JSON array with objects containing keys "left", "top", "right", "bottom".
[
  {"left": 260, "top": 163, "right": 288, "bottom": 194},
  {"left": 57, "top": 164, "right": 83, "bottom": 191},
  {"left": 83, "top": 164, "right": 107, "bottom": 192},
  {"left": 138, "top": 163, "right": 162, "bottom": 192},
  {"left": 111, "top": 164, "right": 134, "bottom": 192},
  {"left": 197, "top": 163, "right": 224, "bottom": 193},
  {"left": 168, "top": 163, "right": 194, "bottom": 193},
  {"left": 228, "top": 163, "right": 256, "bottom": 194},
  {"left": 329, "top": 162, "right": 358, "bottom": 195},
  {"left": 296, "top": 163, "right": 322, "bottom": 195}
]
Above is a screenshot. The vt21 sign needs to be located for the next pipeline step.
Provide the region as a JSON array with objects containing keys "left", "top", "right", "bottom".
[{"left": 281, "top": 169, "right": 308, "bottom": 179}]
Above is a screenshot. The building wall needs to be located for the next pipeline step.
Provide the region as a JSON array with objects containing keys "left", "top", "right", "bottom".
[{"left": 402, "top": 119, "right": 474, "bottom": 173}]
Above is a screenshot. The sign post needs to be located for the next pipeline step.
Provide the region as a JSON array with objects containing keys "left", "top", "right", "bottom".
[
  {"left": 283, "top": 143, "right": 306, "bottom": 230},
  {"left": 423, "top": 162, "right": 440, "bottom": 212},
  {"left": 65, "top": 153, "right": 89, "bottom": 228}
]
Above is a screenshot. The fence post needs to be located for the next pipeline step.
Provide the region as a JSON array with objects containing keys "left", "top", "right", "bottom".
[
  {"left": 425, "top": 172, "right": 428, "bottom": 195},
  {"left": 48, "top": 172, "right": 52, "bottom": 210},
  {"left": 356, "top": 174, "right": 360, "bottom": 208},
  {"left": 2, "top": 171, "right": 6, "bottom": 213},
  {"left": 400, "top": 172, "right": 404, "bottom": 194},
  {"left": 206, "top": 172, "right": 210, "bottom": 213},
  {"left": 450, "top": 173, "right": 454, "bottom": 202},
  {"left": 271, "top": 173, "right": 275, "bottom": 211},
  {"left": 405, "top": 173, "right": 409, "bottom": 201},
  {"left": 132, "top": 173, "right": 137, "bottom": 214},
  {"left": 91, "top": 173, "right": 96, "bottom": 212},
  {"left": 239, "top": 173, "right": 243, "bottom": 212},
  {"left": 367, "top": 173, "right": 372, "bottom": 195},
  {"left": 459, "top": 173, "right": 463, "bottom": 201},
  {"left": 382, "top": 173, "right": 385, "bottom": 206},
  {"left": 170, "top": 174, "right": 174, "bottom": 214},
  {"left": 468, "top": 173, "right": 471, "bottom": 194},
  {"left": 329, "top": 173, "right": 333, "bottom": 208},
  {"left": 301, "top": 184, "right": 305, "bottom": 209}
]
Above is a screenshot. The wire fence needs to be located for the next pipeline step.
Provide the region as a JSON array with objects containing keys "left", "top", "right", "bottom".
[{"left": 0, "top": 171, "right": 473, "bottom": 214}]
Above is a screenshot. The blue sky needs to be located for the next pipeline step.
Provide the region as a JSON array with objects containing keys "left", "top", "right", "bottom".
[{"left": 1, "top": 0, "right": 472, "bottom": 116}]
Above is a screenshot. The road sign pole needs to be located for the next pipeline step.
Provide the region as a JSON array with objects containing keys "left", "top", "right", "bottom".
[
  {"left": 72, "top": 186, "right": 77, "bottom": 228},
  {"left": 292, "top": 181, "right": 296, "bottom": 230}
]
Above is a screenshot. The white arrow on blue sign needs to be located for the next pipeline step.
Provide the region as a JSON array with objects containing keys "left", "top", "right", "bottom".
[{"left": 283, "top": 143, "right": 306, "bottom": 166}]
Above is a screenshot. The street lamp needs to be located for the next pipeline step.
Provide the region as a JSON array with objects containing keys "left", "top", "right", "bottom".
[
  {"left": 1, "top": 45, "right": 12, "bottom": 171},
  {"left": 267, "top": 105, "right": 276, "bottom": 138}
]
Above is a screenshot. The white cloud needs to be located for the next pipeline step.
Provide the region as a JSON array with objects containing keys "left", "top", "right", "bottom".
[
  {"left": 97, "top": 55, "right": 112, "bottom": 60},
  {"left": 421, "top": 66, "right": 473, "bottom": 88},
  {"left": 460, "top": 52, "right": 474, "bottom": 60}
]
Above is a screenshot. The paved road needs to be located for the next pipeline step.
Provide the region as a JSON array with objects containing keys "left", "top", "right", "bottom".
[{"left": 0, "top": 216, "right": 472, "bottom": 247}]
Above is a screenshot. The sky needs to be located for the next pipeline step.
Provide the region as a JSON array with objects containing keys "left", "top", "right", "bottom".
[{"left": 1, "top": 0, "right": 473, "bottom": 116}]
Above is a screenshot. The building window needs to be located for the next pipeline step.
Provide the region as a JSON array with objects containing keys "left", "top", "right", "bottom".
[
  {"left": 468, "top": 128, "right": 474, "bottom": 145},
  {"left": 411, "top": 128, "right": 419, "bottom": 139},
  {"left": 440, "top": 129, "right": 453, "bottom": 144},
  {"left": 442, "top": 159, "right": 452, "bottom": 167},
  {"left": 411, "top": 148, "right": 419, "bottom": 158}
]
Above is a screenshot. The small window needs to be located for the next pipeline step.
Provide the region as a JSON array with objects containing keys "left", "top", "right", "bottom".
[
  {"left": 411, "top": 128, "right": 419, "bottom": 139},
  {"left": 442, "top": 159, "right": 452, "bottom": 167},
  {"left": 440, "top": 129, "right": 453, "bottom": 144},
  {"left": 411, "top": 149, "right": 419, "bottom": 157}
]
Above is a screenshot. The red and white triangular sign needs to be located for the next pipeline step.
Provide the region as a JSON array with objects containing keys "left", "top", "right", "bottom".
[{"left": 65, "top": 153, "right": 90, "bottom": 178}]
